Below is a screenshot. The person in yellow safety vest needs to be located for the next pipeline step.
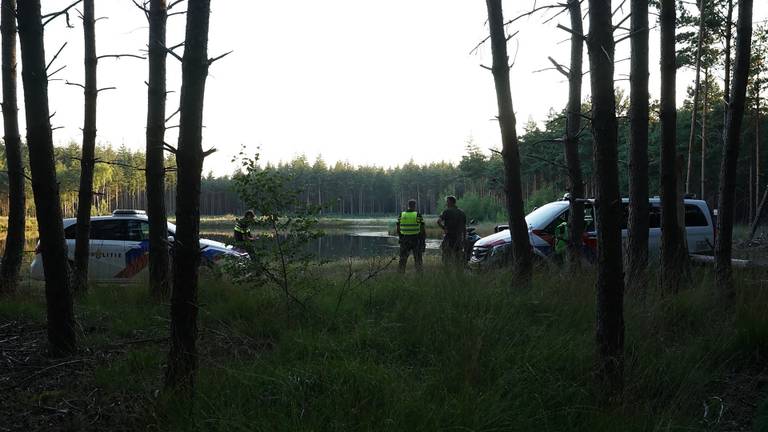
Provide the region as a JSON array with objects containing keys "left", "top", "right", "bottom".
[
  {"left": 234, "top": 210, "right": 255, "bottom": 242},
  {"left": 396, "top": 199, "right": 425, "bottom": 273},
  {"left": 554, "top": 220, "right": 568, "bottom": 257}
]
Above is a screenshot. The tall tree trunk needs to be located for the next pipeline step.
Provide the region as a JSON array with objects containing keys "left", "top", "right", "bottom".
[
  {"left": 626, "top": 0, "right": 650, "bottom": 293},
  {"left": 73, "top": 0, "right": 97, "bottom": 292},
  {"left": 756, "top": 81, "right": 761, "bottom": 219},
  {"left": 723, "top": 0, "right": 734, "bottom": 107},
  {"left": 587, "top": 0, "right": 624, "bottom": 391},
  {"left": 587, "top": 0, "right": 624, "bottom": 392},
  {"left": 165, "top": 0, "right": 211, "bottom": 393},
  {"left": 660, "top": 0, "right": 689, "bottom": 294},
  {"left": 715, "top": 0, "right": 753, "bottom": 297},
  {"left": 17, "top": 0, "right": 76, "bottom": 355},
  {"left": 701, "top": 69, "right": 709, "bottom": 200},
  {"left": 0, "top": 0, "right": 25, "bottom": 295},
  {"left": 685, "top": 0, "right": 707, "bottom": 194},
  {"left": 564, "top": 0, "right": 585, "bottom": 270},
  {"left": 485, "top": 0, "right": 532, "bottom": 283},
  {"left": 146, "top": 0, "right": 170, "bottom": 299}
]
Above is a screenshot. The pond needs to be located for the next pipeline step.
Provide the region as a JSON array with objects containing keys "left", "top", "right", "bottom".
[{"left": 201, "top": 224, "right": 444, "bottom": 261}]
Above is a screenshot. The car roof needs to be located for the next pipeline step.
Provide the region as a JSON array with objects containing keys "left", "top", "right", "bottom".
[{"left": 62, "top": 214, "right": 149, "bottom": 227}]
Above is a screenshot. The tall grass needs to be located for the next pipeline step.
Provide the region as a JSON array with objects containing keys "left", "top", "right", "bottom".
[{"left": 2, "top": 262, "right": 766, "bottom": 430}]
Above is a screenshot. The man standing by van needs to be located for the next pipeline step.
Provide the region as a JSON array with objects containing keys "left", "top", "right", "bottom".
[
  {"left": 397, "top": 199, "right": 425, "bottom": 273},
  {"left": 438, "top": 196, "right": 466, "bottom": 267}
]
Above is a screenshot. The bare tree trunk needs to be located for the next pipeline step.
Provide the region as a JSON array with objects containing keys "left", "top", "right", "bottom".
[
  {"left": 564, "top": 0, "right": 585, "bottom": 270},
  {"left": 723, "top": 0, "right": 734, "bottom": 107},
  {"left": 749, "top": 186, "right": 768, "bottom": 241},
  {"left": 587, "top": 0, "right": 624, "bottom": 392},
  {"left": 0, "top": 0, "right": 25, "bottom": 295},
  {"left": 73, "top": 0, "right": 97, "bottom": 292},
  {"left": 17, "top": 0, "right": 76, "bottom": 355},
  {"left": 715, "top": 0, "right": 753, "bottom": 297},
  {"left": 485, "top": 0, "right": 532, "bottom": 283},
  {"left": 756, "top": 81, "right": 761, "bottom": 219},
  {"left": 701, "top": 69, "right": 709, "bottom": 200},
  {"left": 660, "top": 0, "right": 689, "bottom": 294},
  {"left": 685, "top": 0, "right": 707, "bottom": 194},
  {"left": 626, "top": 0, "right": 650, "bottom": 293},
  {"left": 165, "top": 0, "right": 211, "bottom": 394},
  {"left": 146, "top": 0, "right": 170, "bottom": 299}
]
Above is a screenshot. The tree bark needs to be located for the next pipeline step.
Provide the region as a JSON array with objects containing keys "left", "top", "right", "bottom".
[
  {"left": 701, "top": 69, "right": 709, "bottom": 200},
  {"left": 73, "top": 0, "right": 97, "bottom": 292},
  {"left": 756, "top": 81, "right": 761, "bottom": 219},
  {"left": 165, "top": 0, "right": 211, "bottom": 393},
  {"left": 685, "top": 0, "right": 707, "bottom": 194},
  {"left": 587, "top": 0, "right": 624, "bottom": 391},
  {"left": 723, "top": 0, "right": 734, "bottom": 107},
  {"left": 626, "top": 0, "right": 650, "bottom": 293},
  {"left": 485, "top": 0, "right": 532, "bottom": 283},
  {"left": 17, "top": 0, "right": 76, "bottom": 355},
  {"left": 0, "top": 0, "right": 25, "bottom": 295},
  {"left": 146, "top": 0, "right": 170, "bottom": 299},
  {"left": 660, "top": 0, "right": 689, "bottom": 294},
  {"left": 715, "top": 0, "right": 753, "bottom": 297},
  {"left": 564, "top": 0, "right": 585, "bottom": 270}
]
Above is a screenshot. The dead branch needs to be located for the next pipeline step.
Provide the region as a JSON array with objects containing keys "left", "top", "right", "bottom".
[
  {"left": 165, "top": 108, "right": 181, "bottom": 123},
  {"left": 42, "top": 0, "right": 83, "bottom": 27},
  {"left": 64, "top": 81, "right": 85, "bottom": 89},
  {"left": 203, "top": 147, "right": 217, "bottom": 158},
  {"left": 47, "top": 65, "right": 66, "bottom": 79},
  {"left": 163, "top": 143, "right": 178, "bottom": 154},
  {"left": 613, "top": 12, "right": 631, "bottom": 30},
  {"left": 208, "top": 50, "right": 233, "bottom": 66},
  {"left": 46, "top": 42, "right": 67, "bottom": 71},
  {"left": 168, "top": 0, "right": 185, "bottom": 10},
  {"left": 557, "top": 23, "right": 586, "bottom": 40},
  {"left": 547, "top": 56, "right": 570, "bottom": 77},
  {"left": 97, "top": 53, "right": 146, "bottom": 60},
  {"left": 523, "top": 154, "right": 570, "bottom": 172},
  {"left": 97, "top": 87, "right": 117, "bottom": 93}
]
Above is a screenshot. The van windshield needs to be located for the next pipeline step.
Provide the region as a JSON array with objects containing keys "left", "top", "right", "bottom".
[{"left": 525, "top": 202, "right": 568, "bottom": 230}]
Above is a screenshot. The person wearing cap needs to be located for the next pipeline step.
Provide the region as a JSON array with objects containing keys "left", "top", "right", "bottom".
[{"left": 396, "top": 199, "right": 425, "bottom": 273}]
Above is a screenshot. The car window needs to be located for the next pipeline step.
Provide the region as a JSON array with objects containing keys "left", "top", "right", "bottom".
[
  {"left": 685, "top": 204, "right": 709, "bottom": 227},
  {"left": 127, "top": 220, "right": 150, "bottom": 241},
  {"left": 90, "top": 219, "right": 128, "bottom": 241},
  {"left": 64, "top": 224, "right": 77, "bottom": 239}
]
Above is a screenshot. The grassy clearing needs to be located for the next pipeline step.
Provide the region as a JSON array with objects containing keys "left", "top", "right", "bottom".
[{"left": 1, "top": 261, "right": 767, "bottom": 431}]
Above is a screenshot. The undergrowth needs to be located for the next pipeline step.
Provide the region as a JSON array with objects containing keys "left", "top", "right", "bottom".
[{"left": 1, "top": 262, "right": 766, "bottom": 431}]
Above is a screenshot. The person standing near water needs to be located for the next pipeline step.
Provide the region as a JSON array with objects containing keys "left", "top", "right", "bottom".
[
  {"left": 437, "top": 196, "right": 466, "bottom": 267},
  {"left": 397, "top": 199, "right": 425, "bottom": 273}
]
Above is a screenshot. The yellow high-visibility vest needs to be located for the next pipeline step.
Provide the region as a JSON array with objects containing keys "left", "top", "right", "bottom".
[{"left": 399, "top": 211, "right": 422, "bottom": 236}]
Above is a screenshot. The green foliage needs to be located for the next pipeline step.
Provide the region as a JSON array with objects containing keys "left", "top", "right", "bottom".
[
  {"left": 457, "top": 193, "right": 505, "bottom": 222},
  {"left": 526, "top": 184, "right": 561, "bottom": 213},
  {"left": 228, "top": 151, "right": 324, "bottom": 309}
]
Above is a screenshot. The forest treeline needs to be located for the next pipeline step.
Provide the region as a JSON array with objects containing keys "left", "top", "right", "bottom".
[{"left": 1, "top": 79, "right": 765, "bottom": 222}]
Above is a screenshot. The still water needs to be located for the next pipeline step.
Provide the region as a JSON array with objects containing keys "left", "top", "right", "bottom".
[{"left": 202, "top": 227, "right": 443, "bottom": 260}]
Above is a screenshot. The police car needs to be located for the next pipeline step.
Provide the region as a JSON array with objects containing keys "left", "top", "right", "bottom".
[
  {"left": 30, "top": 209, "right": 248, "bottom": 282},
  {"left": 470, "top": 197, "right": 715, "bottom": 267}
]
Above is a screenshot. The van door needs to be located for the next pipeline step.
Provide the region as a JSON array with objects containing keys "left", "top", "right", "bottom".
[
  {"left": 121, "top": 219, "right": 151, "bottom": 280},
  {"left": 90, "top": 219, "right": 128, "bottom": 280},
  {"left": 684, "top": 203, "right": 713, "bottom": 253}
]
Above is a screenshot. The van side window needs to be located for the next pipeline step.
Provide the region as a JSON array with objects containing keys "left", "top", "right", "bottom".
[
  {"left": 684, "top": 204, "right": 709, "bottom": 227},
  {"left": 126, "top": 220, "right": 150, "bottom": 241},
  {"left": 64, "top": 224, "right": 77, "bottom": 239}
]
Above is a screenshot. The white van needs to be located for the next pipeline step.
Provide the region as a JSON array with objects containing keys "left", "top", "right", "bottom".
[{"left": 470, "top": 198, "right": 714, "bottom": 266}]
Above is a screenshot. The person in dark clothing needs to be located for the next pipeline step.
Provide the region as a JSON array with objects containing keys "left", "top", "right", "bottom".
[
  {"left": 438, "top": 196, "right": 466, "bottom": 267},
  {"left": 234, "top": 210, "right": 255, "bottom": 242},
  {"left": 397, "top": 199, "right": 425, "bottom": 273}
]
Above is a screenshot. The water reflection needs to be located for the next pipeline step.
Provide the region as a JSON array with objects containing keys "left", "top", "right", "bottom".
[{"left": 203, "top": 229, "right": 442, "bottom": 260}]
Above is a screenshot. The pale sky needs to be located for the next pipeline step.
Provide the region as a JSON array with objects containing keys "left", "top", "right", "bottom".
[{"left": 28, "top": 1, "right": 768, "bottom": 176}]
